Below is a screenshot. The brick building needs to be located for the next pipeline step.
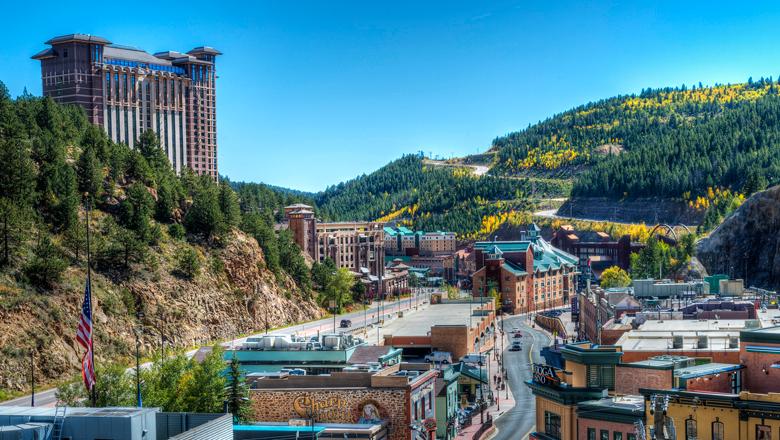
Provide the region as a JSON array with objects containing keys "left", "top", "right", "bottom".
[
  {"left": 249, "top": 364, "right": 439, "bottom": 440},
  {"left": 285, "top": 205, "right": 385, "bottom": 277},
  {"left": 381, "top": 300, "right": 496, "bottom": 361},
  {"left": 32, "top": 34, "right": 220, "bottom": 177},
  {"left": 551, "top": 225, "right": 644, "bottom": 278},
  {"left": 471, "top": 224, "right": 577, "bottom": 314},
  {"left": 384, "top": 227, "right": 456, "bottom": 257}
]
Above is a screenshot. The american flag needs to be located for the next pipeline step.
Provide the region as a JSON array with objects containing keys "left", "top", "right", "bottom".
[{"left": 76, "top": 277, "right": 96, "bottom": 391}]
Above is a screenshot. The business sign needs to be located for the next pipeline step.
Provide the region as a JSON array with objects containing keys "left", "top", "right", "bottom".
[
  {"left": 293, "top": 395, "right": 348, "bottom": 420},
  {"left": 532, "top": 363, "right": 562, "bottom": 387},
  {"left": 571, "top": 294, "right": 579, "bottom": 318}
]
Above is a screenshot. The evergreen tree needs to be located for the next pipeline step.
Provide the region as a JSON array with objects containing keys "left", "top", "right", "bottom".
[
  {"left": 77, "top": 144, "right": 102, "bottom": 200},
  {"left": 120, "top": 182, "right": 154, "bottom": 242},
  {"left": 225, "top": 354, "right": 251, "bottom": 422}
]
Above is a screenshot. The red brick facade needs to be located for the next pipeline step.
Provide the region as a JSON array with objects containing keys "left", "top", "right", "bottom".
[{"left": 615, "top": 365, "right": 673, "bottom": 395}]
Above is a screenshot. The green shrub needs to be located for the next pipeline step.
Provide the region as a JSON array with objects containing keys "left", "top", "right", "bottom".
[
  {"left": 168, "top": 223, "right": 185, "bottom": 240},
  {"left": 174, "top": 245, "right": 201, "bottom": 279}
]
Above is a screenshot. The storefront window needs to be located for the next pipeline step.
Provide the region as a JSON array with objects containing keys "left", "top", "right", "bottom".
[
  {"left": 711, "top": 420, "right": 724, "bottom": 440},
  {"left": 600, "top": 430, "right": 609, "bottom": 440},
  {"left": 544, "top": 411, "right": 561, "bottom": 439},
  {"left": 756, "top": 425, "right": 771, "bottom": 440},
  {"left": 685, "top": 418, "right": 697, "bottom": 440}
]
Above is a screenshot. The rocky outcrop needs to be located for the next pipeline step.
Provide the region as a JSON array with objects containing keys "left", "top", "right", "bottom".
[
  {"left": 559, "top": 198, "right": 704, "bottom": 225},
  {"left": 0, "top": 230, "right": 322, "bottom": 393},
  {"left": 697, "top": 185, "right": 780, "bottom": 290}
]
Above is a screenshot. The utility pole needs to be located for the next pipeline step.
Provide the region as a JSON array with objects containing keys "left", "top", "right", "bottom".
[
  {"left": 30, "top": 351, "right": 34, "bottom": 407},
  {"left": 135, "top": 310, "right": 144, "bottom": 408}
]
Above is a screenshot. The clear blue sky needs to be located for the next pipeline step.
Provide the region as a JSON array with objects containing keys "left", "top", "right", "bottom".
[{"left": 4, "top": 1, "right": 780, "bottom": 192}]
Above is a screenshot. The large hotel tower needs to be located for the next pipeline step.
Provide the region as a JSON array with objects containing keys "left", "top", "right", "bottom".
[{"left": 32, "top": 34, "right": 220, "bottom": 178}]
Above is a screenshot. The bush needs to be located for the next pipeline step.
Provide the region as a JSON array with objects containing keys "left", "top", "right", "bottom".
[
  {"left": 174, "top": 245, "right": 201, "bottom": 279},
  {"left": 168, "top": 223, "right": 186, "bottom": 240},
  {"left": 24, "top": 236, "right": 67, "bottom": 289}
]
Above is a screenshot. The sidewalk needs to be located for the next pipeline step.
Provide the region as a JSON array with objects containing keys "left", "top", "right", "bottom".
[{"left": 456, "top": 325, "right": 515, "bottom": 439}]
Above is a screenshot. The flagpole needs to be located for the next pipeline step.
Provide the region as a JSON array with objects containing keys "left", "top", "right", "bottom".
[{"left": 85, "top": 194, "right": 96, "bottom": 407}]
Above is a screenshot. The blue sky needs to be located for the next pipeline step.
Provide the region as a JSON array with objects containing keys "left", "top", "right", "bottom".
[{"left": 4, "top": 1, "right": 780, "bottom": 191}]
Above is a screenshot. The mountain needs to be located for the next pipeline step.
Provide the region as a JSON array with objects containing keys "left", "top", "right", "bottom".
[
  {"left": 314, "top": 154, "right": 570, "bottom": 238},
  {"left": 489, "top": 78, "right": 780, "bottom": 199},
  {"left": 697, "top": 184, "right": 780, "bottom": 290},
  {"left": 0, "top": 83, "right": 320, "bottom": 396}
]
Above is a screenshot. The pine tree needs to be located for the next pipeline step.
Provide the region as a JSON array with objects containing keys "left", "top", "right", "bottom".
[{"left": 225, "top": 354, "right": 251, "bottom": 422}]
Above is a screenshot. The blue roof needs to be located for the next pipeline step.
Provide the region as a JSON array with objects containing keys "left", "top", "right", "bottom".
[
  {"left": 235, "top": 425, "right": 327, "bottom": 433},
  {"left": 675, "top": 363, "right": 743, "bottom": 380},
  {"left": 503, "top": 261, "right": 528, "bottom": 276}
]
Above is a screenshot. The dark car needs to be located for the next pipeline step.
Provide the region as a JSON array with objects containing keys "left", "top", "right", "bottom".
[
  {"left": 340, "top": 319, "right": 352, "bottom": 328},
  {"left": 509, "top": 343, "right": 522, "bottom": 351},
  {"left": 513, "top": 332, "right": 523, "bottom": 338}
]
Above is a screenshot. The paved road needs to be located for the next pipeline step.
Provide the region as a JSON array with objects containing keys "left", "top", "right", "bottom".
[
  {"left": 1, "top": 291, "right": 434, "bottom": 408},
  {"left": 492, "top": 315, "right": 551, "bottom": 440}
]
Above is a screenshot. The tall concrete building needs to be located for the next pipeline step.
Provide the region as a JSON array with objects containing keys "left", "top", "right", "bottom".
[{"left": 32, "top": 34, "right": 221, "bottom": 178}]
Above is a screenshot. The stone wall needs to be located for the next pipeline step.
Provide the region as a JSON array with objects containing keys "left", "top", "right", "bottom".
[{"left": 251, "top": 388, "right": 410, "bottom": 440}]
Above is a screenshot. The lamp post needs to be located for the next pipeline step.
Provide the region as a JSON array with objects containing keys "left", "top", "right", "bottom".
[{"left": 30, "top": 351, "right": 35, "bottom": 407}]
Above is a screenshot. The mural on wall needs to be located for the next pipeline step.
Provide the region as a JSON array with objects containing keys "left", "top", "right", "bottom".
[{"left": 357, "top": 400, "right": 385, "bottom": 424}]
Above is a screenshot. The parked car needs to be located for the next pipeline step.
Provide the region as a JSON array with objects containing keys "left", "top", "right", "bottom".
[
  {"left": 424, "top": 351, "right": 453, "bottom": 364},
  {"left": 460, "top": 354, "right": 487, "bottom": 365},
  {"left": 340, "top": 319, "right": 352, "bottom": 328},
  {"left": 513, "top": 332, "right": 523, "bottom": 338},
  {"left": 509, "top": 342, "right": 522, "bottom": 351}
]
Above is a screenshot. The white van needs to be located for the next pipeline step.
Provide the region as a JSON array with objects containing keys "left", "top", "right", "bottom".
[
  {"left": 460, "top": 353, "right": 487, "bottom": 365},
  {"left": 424, "top": 351, "right": 453, "bottom": 364}
]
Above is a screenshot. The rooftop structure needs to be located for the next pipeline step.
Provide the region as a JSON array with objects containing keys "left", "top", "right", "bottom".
[
  {"left": 381, "top": 299, "right": 496, "bottom": 360},
  {"left": 224, "top": 333, "right": 401, "bottom": 376},
  {"left": 32, "top": 34, "right": 221, "bottom": 178},
  {"left": 383, "top": 226, "right": 456, "bottom": 257},
  {"left": 0, "top": 406, "right": 231, "bottom": 440}
]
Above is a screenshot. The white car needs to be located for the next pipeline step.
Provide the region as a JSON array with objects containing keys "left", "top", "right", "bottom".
[
  {"left": 460, "top": 353, "right": 487, "bottom": 365},
  {"left": 424, "top": 351, "right": 453, "bottom": 364}
]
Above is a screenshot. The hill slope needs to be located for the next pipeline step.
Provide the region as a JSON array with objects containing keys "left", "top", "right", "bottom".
[
  {"left": 490, "top": 78, "right": 780, "bottom": 199},
  {"left": 315, "top": 154, "right": 570, "bottom": 237},
  {"left": 697, "top": 185, "right": 780, "bottom": 290},
  {"left": 0, "top": 83, "right": 321, "bottom": 396}
]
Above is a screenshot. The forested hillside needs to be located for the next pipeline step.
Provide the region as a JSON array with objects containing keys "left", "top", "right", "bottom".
[
  {"left": 490, "top": 78, "right": 780, "bottom": 199},
  {"left": 0, "top": 82, "right": 320, "bottom": 394},
  {"left": 314, "top": 154, "right": 569, "bottom": 237}
]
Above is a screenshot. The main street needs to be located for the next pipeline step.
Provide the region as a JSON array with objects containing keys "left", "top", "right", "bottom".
[
  {"left": 492, "top": 314, "right": 551, "bottom": 440},
  {"left": 0, "top": 290, "right": 434, "bottom": 408}
]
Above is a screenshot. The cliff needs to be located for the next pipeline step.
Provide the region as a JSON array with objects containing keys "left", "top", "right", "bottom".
[
  {"left": 0, "top": 229, "right": 322, "bottom": 394},
  {"left": 697, "top": 185, "right": 780, "bottom": 289}
]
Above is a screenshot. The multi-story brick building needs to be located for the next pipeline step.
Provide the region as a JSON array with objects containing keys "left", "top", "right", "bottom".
[
  {"left": 285, "top": 205, "right": 385, "bottom": 277},
  {"left": 32, "top": 34, "right": 220, "bottom": 177},
  {"left": 551, "top": 225, "right": 644, "bottom": 285},
  {"left": 384, "top": 227, "right": 456, "bottom": 257},
  {"left": 471, "top": 224, "right": 578, "bottom": 314}
]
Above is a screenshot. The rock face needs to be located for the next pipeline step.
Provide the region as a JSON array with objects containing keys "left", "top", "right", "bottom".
[
  {"left": 0, "top": 230, "right": 322, "bottom": 393},
  {"left": 559, "top": 198, "right": 704, "bottom": 225},
  {"left": 697, "top": 185, "right": 780, "bottom": 290}
]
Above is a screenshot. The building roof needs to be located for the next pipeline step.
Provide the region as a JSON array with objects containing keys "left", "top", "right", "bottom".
[
  {"left": 502, "top": 260, "right": 528, "bottom": 276},
  {"left": 104, "top": 45, "right": 174, "bottom": 65},
  {"left": 348, "top": 346, "right": 400, "bottom": 364},
  {"left": 188, "top": 46, "right": 223, "bottom": 56},
  {"left": 380, "top": 301, "right": 491, "bottom": 337},
  {"left": 30, "top": 48, "right": 56, "bottom": 60},
  {"left": 44, "top": 33, "right": 112, "bottom": 45},
  {"left": 674, "top": 363, "right": 743, "bottom": 380},
  {"left": 474, "top": 241, "right": 530, "bottom": 253},
  {"left": 741, "top": 325, "right": 780, "bottom": 343}
]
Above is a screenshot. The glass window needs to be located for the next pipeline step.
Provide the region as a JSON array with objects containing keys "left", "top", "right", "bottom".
[
  {"left": 587, "top": 429, "right": 596, "bottom": 440},
  {"left": 600, "top": 430, "right": 609, "bottom": 440},
  {"left": 627, "top": 435, "right": 636, "bottom": 440},
  {"left": 614, "top": 433, "right": 622, "bottom": 440},
  {"left": 711, "top": 420, "right": 724, "bottom": 440},
  {"left": 544, "top": 411, "right": 561, "bottom": 439},
  {"left": 685, "top": 418, "right": 697, "bottom": 440},
  {"left": 756, "top": 425, "right": 771, "bottom": 440}
]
